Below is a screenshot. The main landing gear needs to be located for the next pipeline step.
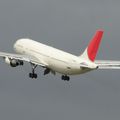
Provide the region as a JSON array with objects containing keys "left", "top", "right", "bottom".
[
  {"left": 61, "top": 75, "right": 70, "bottom": 81},
  {"left": 28, "top": 63, "right": 70, "bottom": 81},
  {"left": 29, "top": 63, "right": 38, "bottom": 79}
]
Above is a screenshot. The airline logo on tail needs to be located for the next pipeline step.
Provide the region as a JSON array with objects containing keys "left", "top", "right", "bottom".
[{"left": 81, "top": 30, "right": 104, "bottom": 62}]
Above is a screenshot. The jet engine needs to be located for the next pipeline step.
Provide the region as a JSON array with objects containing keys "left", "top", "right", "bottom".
[{"left": 4, "top": 57, "right": 23, "bottom": 67}]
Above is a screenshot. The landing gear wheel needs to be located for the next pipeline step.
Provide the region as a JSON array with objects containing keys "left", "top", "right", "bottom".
[
  {"left": 34, "top": 73, "right": 37, "bottom": 79},
  {"left": 61, "top": 75, "right": 64, "bottom": 80},
  {"left": 66, "top": 76, "right": 70, "bottom": 81},
  {"left": 20, "top": 61, "right": 24, "bottom": 65},
  {"left": 61, "top": 75, "right": 70, "bottom": 81},
  {"left": 29, "top": 73, "right": 38, "bottom": 79},
  {"left": 29, "top": 73, "right": 32, "bottom": 78}
]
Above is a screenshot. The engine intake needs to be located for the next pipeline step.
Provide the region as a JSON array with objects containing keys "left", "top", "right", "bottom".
[{"left": 4, "top": 57, "right": 23, "bottom": 67}]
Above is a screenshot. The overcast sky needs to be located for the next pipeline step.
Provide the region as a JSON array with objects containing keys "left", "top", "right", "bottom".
[{"left": 0, "top": 0, "right": 120, "bottom": 120}]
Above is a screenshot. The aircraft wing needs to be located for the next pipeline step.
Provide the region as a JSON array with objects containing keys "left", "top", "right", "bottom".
[
  {"left": 0, "top": 51, "right": 48, "bottom": 67},
  {"left": 95, "top": 60, "right": 120, "bottom": 69}
]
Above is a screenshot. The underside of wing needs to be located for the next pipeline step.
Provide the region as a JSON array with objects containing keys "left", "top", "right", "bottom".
[
  {"left": 0, "top": 51, "right": 48, "bottom": 67},
  {"left": 95, "top": 60, "right": 120, "bottom": 69}
]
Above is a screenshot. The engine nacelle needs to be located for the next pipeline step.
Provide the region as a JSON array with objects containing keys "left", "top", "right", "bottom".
[
  {"left": 5, "top": 57, "right": 11, "bottom": 65},
  {"left": 10, "top": 59, "right": 19, "bottom": 67},
  {"left": 4, "top": 57, "right": 23, "bottom": 67}
]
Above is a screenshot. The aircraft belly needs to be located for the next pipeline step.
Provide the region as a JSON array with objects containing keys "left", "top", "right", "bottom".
[
  {"left": 51, "top": 66, "right": 90, "bottom": 75},
  {"left": 47, "top": 58, "right": 89, "bottom": 75}
]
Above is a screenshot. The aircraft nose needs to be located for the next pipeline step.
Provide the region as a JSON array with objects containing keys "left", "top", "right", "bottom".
[
  {"left": 13, "top": 41, "right": 18, "bottom": 50},
  {"left": 13, "top": 40, "right": 20, "bottom": 51}
]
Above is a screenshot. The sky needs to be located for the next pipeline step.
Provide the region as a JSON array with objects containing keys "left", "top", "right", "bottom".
[{"left": 0, "top": 0, "right": 120, "bottom": 120}]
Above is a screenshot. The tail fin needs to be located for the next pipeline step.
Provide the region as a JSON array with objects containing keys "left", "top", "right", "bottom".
[{"left": 80, "top": 30, "right": 104, "bottom": 62}]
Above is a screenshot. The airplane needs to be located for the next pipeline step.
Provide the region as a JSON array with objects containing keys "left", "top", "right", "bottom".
[{"left": 0, "top": 30, "right": 120, "bottom": 81}]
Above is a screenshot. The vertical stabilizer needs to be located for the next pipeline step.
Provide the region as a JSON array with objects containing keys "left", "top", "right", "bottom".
[{"left": 80, "top": 30, "right": 104, "bottom": 62}]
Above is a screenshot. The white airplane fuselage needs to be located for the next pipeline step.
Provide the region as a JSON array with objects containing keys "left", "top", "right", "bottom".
[
  {"left": 14, "top": 39, "right": 97, "bottom": 75},
  {"left": 1, "top": 30, "right": 120, "bottom": 80}
]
